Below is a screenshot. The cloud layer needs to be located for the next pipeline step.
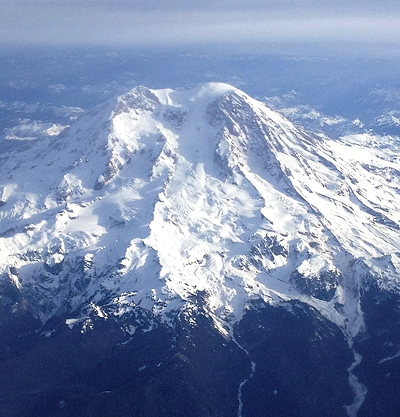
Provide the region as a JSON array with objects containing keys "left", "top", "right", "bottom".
[{"left": 2, "top": 0, "right": 400, "bottom": 57}]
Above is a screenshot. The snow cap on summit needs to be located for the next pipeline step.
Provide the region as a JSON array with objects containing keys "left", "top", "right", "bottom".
[{"left": 151, "top": 82, "right": 238, "bottom": 107}]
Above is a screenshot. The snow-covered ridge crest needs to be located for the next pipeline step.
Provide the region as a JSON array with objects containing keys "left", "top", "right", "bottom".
[{"left": 0, "top": 82, "right": 399, "bottom": 340}]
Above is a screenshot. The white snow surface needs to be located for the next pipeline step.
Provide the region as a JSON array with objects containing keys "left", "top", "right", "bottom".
[{"left": 1, "top": 82, "right": 400, "bottom": 338}]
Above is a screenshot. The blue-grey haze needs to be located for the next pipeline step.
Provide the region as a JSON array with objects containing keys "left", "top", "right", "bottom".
[{"left": 1, "top": 0, "right": 400, "bottom": 57}]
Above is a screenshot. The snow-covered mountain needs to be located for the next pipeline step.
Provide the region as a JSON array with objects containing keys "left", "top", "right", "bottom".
[{"left": 2, "top": 82, "right": 400, "bottom": 417}]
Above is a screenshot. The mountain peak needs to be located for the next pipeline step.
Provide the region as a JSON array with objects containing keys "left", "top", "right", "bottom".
[{"left": 0, "top": 84, "right": 400, "bottom": 345}]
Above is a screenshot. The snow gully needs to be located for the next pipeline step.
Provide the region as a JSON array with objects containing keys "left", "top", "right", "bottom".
[{"left": 345, "top": 349, "right": 367, "bottom": 417}]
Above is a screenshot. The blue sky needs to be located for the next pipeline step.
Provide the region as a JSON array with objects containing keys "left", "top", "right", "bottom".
[{"left": 1, "top": 0, "right": 400, "bottom": 57}]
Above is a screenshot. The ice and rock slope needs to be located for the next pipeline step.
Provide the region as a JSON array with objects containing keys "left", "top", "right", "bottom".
[{"left": 1, "top": 82, "right": 400, "bottom": 341}]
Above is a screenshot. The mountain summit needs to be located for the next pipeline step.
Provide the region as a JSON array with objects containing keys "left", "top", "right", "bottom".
[{"left": 1, "top": 83, "right": 400, "bottom": 416}]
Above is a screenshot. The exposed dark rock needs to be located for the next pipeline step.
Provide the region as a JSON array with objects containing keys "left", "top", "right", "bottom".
[{"left": 290, "top": 269, "right": 341, "bottom": 301}]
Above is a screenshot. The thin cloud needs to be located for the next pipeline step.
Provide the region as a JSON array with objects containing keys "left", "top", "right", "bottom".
[{"left": 1, "top": 0, "right": 400, "bottom": 57}]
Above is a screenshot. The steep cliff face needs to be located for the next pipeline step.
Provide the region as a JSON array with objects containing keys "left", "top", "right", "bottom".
[{"left": 1, "top": 83, "right": 400, "bottom": 416}]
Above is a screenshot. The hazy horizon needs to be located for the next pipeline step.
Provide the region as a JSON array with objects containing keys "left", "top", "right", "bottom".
[{"left": 1, "top": 0, "right": 400, "bottom": 58}]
